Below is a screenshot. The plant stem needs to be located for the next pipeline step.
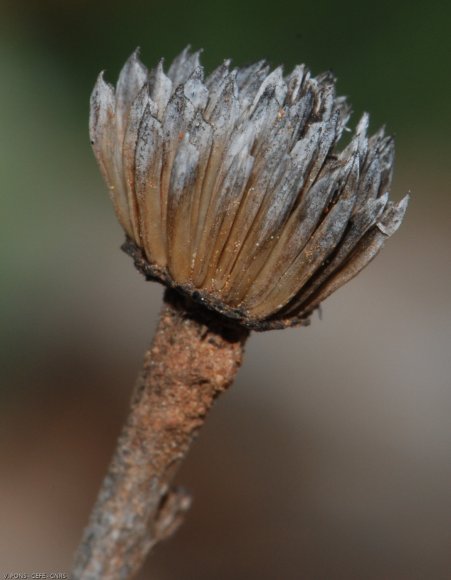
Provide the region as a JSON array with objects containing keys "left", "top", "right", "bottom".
[{"left": 71, "top": 288, "right": 249, "bottom": 579}]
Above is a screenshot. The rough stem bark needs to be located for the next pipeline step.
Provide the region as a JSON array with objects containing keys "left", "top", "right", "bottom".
[{"left": 72, "top": 289, "right": 249, "bottom": 579}]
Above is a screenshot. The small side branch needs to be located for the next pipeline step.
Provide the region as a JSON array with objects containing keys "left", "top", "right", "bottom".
[{"left": 72, "top": 289, "right": 249, "bottom": 579}]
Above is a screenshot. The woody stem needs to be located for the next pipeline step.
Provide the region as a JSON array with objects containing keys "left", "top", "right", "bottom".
[{"left": 71, "top": 288, "right": 249, "bottom": 579}]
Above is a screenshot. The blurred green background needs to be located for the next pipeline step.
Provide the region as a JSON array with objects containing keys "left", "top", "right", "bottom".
[{"left": 1, "top": 0, "right": 450, "bottom": 578}]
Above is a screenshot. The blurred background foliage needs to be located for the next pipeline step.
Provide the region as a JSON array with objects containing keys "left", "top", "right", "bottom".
[{"left": 0, "top": 0, "right": 450, "bottom": 578}]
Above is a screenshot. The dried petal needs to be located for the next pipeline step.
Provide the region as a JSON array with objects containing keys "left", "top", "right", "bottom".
[
  {"left": 90, "top": 72, "right": 132, "bottom": 236},
  {"left": 167, "top": 138, "right": 200, "bottom": 281}
]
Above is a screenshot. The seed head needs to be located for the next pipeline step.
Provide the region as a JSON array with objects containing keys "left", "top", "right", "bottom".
[{"left": 90, "top": 47, "right": 408, "bottom": 330}]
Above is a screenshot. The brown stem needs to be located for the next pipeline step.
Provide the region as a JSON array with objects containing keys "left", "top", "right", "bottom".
[{"left": 71, "top": 289, "right": 249, "bottom": 579}]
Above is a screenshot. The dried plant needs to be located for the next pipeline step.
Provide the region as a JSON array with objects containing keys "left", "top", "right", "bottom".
[{"left": 72, "top": 47, "right": 408, "bottom": 578}]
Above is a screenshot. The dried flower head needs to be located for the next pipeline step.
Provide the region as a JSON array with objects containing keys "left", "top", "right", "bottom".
[{"left": 90, "top": 47, "right": 408, "bottom": 330}]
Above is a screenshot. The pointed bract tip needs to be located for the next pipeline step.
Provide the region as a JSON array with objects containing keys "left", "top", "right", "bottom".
[
  {"left": 92, "top": 70, "right": 115, "bottom": 96},
  {"left": 377, "top": 194, "right": 409, "bottom": 236},
  {"left": 356, "top": 112, "right": 370, "bottom": 136},
  {"left": 126, "top": 47, "right": 144, "bottom": 67}
]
